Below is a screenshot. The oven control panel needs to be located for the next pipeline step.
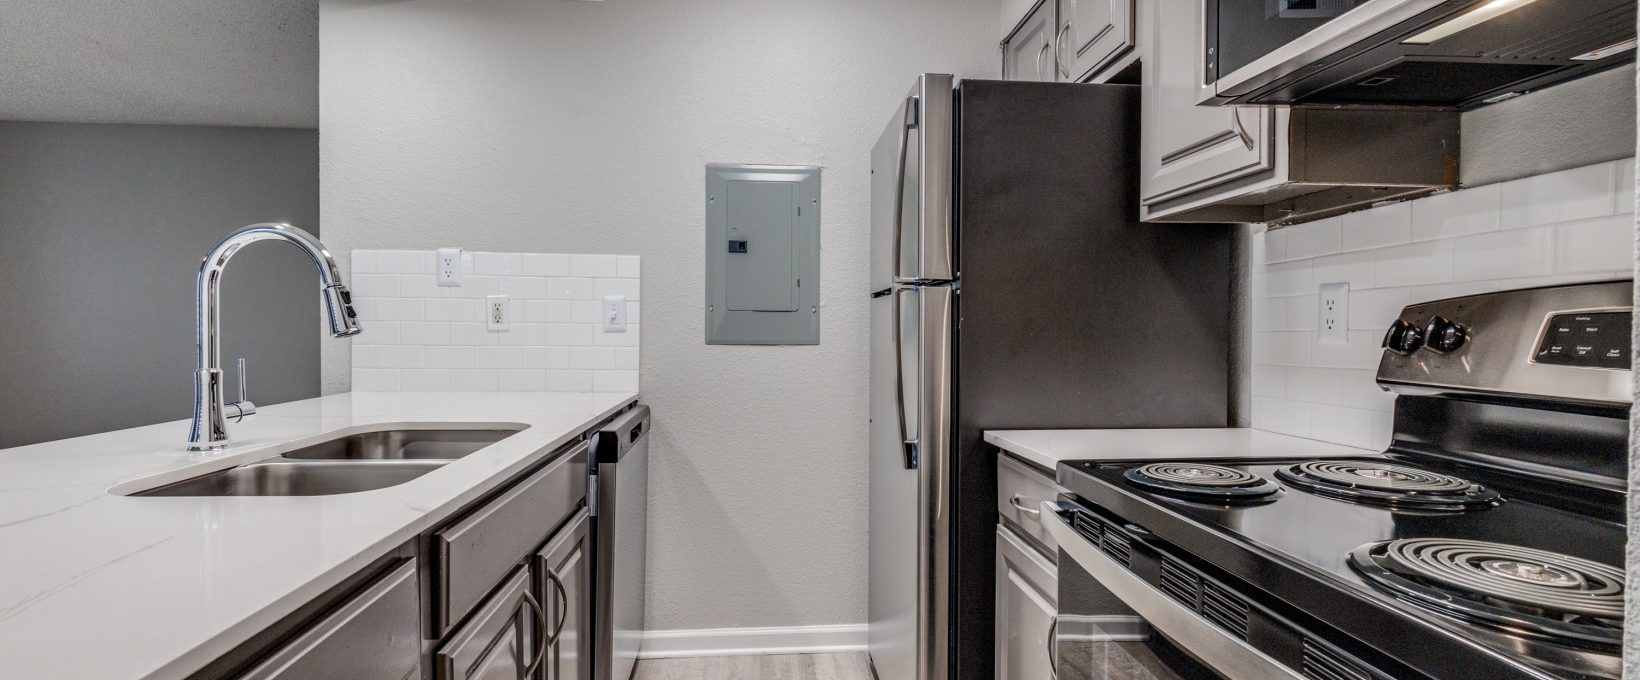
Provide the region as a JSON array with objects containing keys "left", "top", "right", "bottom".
[
  {"left": 1533, "top": 311, "right": 1631, "bottom": 370},
  {"left": 1376, "top": 280, "right": 1632, "bottom": 407}
]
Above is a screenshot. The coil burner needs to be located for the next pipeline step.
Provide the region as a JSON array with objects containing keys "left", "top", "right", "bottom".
[
  {"left": 1349, "top": 538, "right": 1623, "bottom": 649},
  {"left": 1275, "top": 461, "right": 1501, "bottom": 511},
  {"left": 1123, "top": 463, "right": 1280, "bottom": 503}
]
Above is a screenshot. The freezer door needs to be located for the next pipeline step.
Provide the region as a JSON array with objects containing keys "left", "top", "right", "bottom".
[
  {"left": 871, "top": 74, "right": 954, "bottom": 290},
  {"left": 869, "top": 285, "right": 952, "bottom": 680}
]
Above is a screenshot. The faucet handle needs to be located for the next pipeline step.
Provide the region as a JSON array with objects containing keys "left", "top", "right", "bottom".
[{"left": 228, "top": 358, "right": 257, "bottom": 423}]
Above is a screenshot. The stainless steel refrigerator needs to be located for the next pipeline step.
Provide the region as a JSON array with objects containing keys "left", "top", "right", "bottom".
[{"left": 868, "top": 75, "right": 1236, "bottom": 680}]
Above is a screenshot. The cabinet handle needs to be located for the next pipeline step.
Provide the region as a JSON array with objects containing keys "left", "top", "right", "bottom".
[
  {"left": 1055, "top": 22, "right": 1071, "bottom": 79},
  {"left": 1047, "top": 615, "right": 1059, "bottom": 679},
  {"left": 543, "top": 567, "right": 570, "bottom": 648},
  {"left": 1230, "top": 108, "right": 1255, "bottom": 151},
  {"left": 1009, "top": 494, "right": 1041, "bottom": 517},
  {"left": 520, "top": 590, "right": 549, "bottom": 677},
  {"left": 1035, "top": 37, "right": 1051, "bottom": 82}
]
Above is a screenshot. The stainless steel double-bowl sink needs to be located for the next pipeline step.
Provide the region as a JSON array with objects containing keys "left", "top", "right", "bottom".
[{"left": 135, "top": 428, "right": 522, "bottom": 497}]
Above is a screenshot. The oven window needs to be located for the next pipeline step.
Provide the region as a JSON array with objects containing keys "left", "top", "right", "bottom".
[{"left": 1212, "top": 0, "right": 1369, "bottom": 81}]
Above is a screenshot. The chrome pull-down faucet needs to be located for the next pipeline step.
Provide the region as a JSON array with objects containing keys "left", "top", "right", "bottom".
[{"left": 189, "top": 223, "right": 361, "bottom": 451}]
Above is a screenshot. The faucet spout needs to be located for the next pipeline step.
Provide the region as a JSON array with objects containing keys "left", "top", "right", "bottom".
[{"left": 188, "top": 223, "right": 361, "bottom": 451}]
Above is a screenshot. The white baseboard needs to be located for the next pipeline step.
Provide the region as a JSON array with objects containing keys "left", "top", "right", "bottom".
[{"left": 639, "top": 623, "right": 869, "bottom": 659}]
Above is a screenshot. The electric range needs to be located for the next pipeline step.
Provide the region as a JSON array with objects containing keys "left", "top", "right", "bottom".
[{"left": 1043, "top": 281, "right": 1632, "bottom": 680}]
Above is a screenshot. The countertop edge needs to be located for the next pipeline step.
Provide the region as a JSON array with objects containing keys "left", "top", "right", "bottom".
[{"left": 135, "top": 392, "right": 639, "bottom": 680}]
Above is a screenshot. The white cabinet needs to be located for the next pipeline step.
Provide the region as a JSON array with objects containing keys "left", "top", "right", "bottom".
[
  {"left": 1002, "top": 0, "right": 1056, "bottom": 82},
  {"left": 1138, "top": 0, "right": 1273, "bottom": 207},
  {"left": 1057, "top": 0, "right": 1137, "bottom": 82},
  {"left": 1002, "top": 0, "right": 1136, "bottom": 84},
  {"left": 1137, "top": 0, "right": 1459, "bottom": 225},
  {"left": 996, "top": 526, "right": 1058, "bottom": 680}
]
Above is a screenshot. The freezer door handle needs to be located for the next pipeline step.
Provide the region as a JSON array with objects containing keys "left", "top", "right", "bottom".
[
  {"left": 892, "top": 287, "right": 918, "bottom": 469},
  {"left": 891, "top": 94, "right": 918, "bottom": 285}
]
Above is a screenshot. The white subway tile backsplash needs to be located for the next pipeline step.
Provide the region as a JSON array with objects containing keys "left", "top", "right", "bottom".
[
  {"left": 547, "top": 277, "right": 596, "bottom": 300},
  {"left": 1285, "top": 295, "right": 1318, "bottom": 332},
  {"left": 377, "top": 250, "right": 431, "bottom": 274},
  {"left": 595, "top": 277, "right": 641, "bottom": 300},
  {"left": 1340, "top": 202, "right": 1412, "bottom": 252},
  {"left": 1347, "top": 287, "right": 1408, "bottom": 330},
  {"left": 1265, "top": 261, "right": 1312, "bottom": 297},
  {"left": 1374, "top": 240, "right": 1452, "bottom": 288},
  {"left": 1554, "top": 214, "right": 1634, "bottom": 273},
  {"left": 1499, "top": 163, "right": 1615, "bottom": 229},
  {"left": 570, "top": 254, "right": 620, "bottom": 278},
  {"left": 474, "top": 252, "right": 522, "bottom": 275},
  {"left": 1285, "top": 217, "right": 1341, "bottom": 260},
  {"left": 500, "top": 276, "right": 549, "bottom": 299},
  {"left": 1252, "top": 160, "right": 1632, "bottom": 449},
  {"left": 351, "top": 250, "right": 641, "bottom": 393},
  {"left": 521, "top": 253, "right": 570, "bottom": 277},
  {"left": 1410, "top": 184, "right": 1499, "bottom": 241},
  {"left": 1450, "top": 227, "right": 1553, "bottom": 281}
]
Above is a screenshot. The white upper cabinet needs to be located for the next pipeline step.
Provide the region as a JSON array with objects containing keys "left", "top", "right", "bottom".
[
  {"left": 1002, "top": 0, "right": 1056, "bottom": 82},
  {"left": 1139, "top": 0, "right": 1275, "bottom": 206},
  {"left": 1057, "top": 0, "right": 1137, "bottom": 83},
  {"left": 1001, "top": 0, "right": 1137, "bottom": 84}
]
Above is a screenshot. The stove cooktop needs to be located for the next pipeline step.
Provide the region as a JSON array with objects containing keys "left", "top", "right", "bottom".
[{"left": 1057, "top": 454, "right": 1626, "bottom": 680}]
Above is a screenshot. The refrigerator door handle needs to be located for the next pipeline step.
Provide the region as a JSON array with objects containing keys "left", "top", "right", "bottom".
[
  {"left": 891, "top": 94, "right": 919, "bottom": 286},
  {"left": 893, "top": 287, "right": 918, "bottom": 469}
]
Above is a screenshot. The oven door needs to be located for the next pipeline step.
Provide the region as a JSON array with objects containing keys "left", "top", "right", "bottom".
[
  {"left": 1042, "top": 499, "right": 1305, "bottom": 680},
  {"left": 1204, "top": 0, "right": 1449, "bottom": 101}
]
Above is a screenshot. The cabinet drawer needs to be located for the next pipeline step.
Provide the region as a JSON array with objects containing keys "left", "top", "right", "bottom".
[
  {"left": 435, "top": 567, "right": 540, "bottom": 680},
  {"left": 997, "top": 453, "right": 1065, "bottom": 556},
  {"left": 432, "top": 440, "right": 589, "bottom": 635},
  {"left": 242, "top": 559, "right": 421, "bottom": 680}
]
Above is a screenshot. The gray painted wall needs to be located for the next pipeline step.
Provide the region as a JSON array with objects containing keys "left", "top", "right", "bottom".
[
  {"left": 0, "top": 122, "right": 320, "bottom": 449},
  {"left": 1461, "top": 65, "right": 1637, "bottom": 187}
]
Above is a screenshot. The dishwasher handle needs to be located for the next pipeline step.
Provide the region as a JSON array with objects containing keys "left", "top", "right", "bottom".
[{"left": 594, "top": 404, "right": 651, "bottom": 464}]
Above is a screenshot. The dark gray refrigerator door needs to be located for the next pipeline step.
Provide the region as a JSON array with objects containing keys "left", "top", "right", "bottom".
[
  {"left": 948, "top": 80, "right": 1236, "bottom": 680},
  {"left": 871, "top": 74, "right": 954, "bottom": 291}
]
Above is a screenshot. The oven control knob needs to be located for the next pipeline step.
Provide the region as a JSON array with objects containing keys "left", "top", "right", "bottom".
[
  {"left": 1423, "top": 316, "right": 1468, "bottom": 354},
  {"left": 1382, "top": 320, "right": 1423, "bottom": 355}
]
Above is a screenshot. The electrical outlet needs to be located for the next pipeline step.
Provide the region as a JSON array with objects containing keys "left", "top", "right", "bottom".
[
  {"left": 436, "top": 247, "right": 463, "bottom": 287},
  {"left": 486, "top": 295, "right": 509, "bottom": 331},
  {"left": 1319, "top": 282, "right": 1349, "bottom": 345},
  {"left": 603, "top": 295, "right": 627, "bottom": 333}
]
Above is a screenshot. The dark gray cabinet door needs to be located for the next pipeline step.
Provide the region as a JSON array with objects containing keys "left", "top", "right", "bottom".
[
  {"left": 535, "top": 509, "right": 592, "bottom": 680},
  {"left": 436, "top": 568, "right": 543, "bottom": 680},
  {"left": 1002, "top": 0, "right": 1057, "bottom": 82},
  {"left": 241, "top": 559, "right": 422, "bottom": 680}
]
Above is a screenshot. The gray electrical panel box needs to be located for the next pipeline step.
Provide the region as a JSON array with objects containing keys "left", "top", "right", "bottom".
[{"left": 705, "top": 164, "right": 820, "bottom": 345}]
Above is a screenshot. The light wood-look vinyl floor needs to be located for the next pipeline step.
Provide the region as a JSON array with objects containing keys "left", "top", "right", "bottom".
[{"left": 632, "top": 652, "right": 875, "bottom": 680}]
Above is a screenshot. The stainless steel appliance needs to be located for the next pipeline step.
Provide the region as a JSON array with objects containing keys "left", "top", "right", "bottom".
[
  {"left": 1045, "top": 281, "right": 1631, "bottom": 679},
  {"left": 591, "top": 405, "right": 650, "bottom": 680},
  {"left": 868, "top": 75, "right": 1236, "bottom": 680},
  {"left": 1203, "top": 0, "right": 1637, "bottom": 108}
]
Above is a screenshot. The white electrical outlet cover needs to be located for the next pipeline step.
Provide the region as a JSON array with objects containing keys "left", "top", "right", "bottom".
[
  {"left": 1318, "top": 282, "right": 1349, "bottom": 345},
  {"left": 603, "top": 295, "right": 627, "bottom": 333},
  {"left": 437, "top": 247, "right": 463, "bottom": 287},
  {"left": 486, "top": 295, "right": 509, "bottom": 331}
]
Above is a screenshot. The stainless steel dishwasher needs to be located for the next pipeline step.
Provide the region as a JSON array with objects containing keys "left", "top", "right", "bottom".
[{"left": 591, "top": 405, "right": 649, "bottom": 680}]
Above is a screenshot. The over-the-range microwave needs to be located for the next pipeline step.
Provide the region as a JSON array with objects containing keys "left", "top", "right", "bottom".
[{"left": 1202, "top": 0, "right": 1637, "bottom": 109}]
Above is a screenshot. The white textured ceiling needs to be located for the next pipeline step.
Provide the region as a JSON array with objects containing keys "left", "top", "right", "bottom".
[{"left": 0, "top": 0, "right": 317, "bottom": 128}]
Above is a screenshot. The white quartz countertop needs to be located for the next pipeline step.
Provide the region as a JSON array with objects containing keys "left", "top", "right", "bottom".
[
  {"left": 0, "top": 390, "right": 636, "bottom": 680},
  {"left": 985, "top": 428, "right": 1375, "bottom": 471}
]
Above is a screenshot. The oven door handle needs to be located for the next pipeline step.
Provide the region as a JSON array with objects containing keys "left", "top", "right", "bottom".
[{"left": 1039, "top": 501, "right": 1307, "bottom": 680}]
